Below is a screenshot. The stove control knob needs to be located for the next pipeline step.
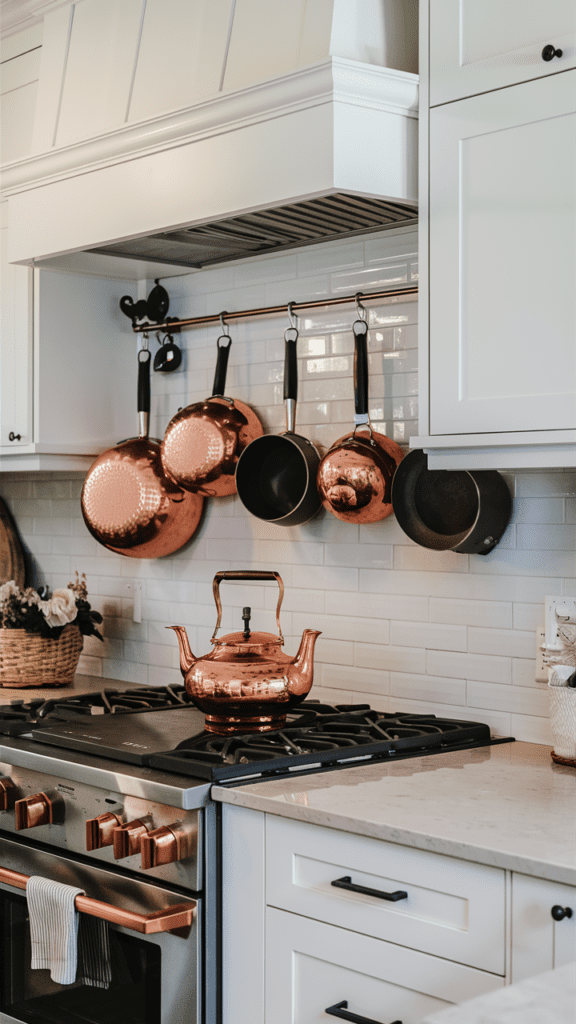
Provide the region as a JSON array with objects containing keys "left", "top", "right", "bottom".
[
  {"left": 112, "top": 818, "right": 151, "bottom": 860},
  {"left": 86, "top": 812, "right": 123, "bottom": 851},
  {"left": 140, "top": 822, "right": 194, "bottom": 869},
  {"left": 0, "top": 777, "right": 17, "bottom": 811},
  {"left": 15, "top": 792, "right": 57, "bottom": 830}
]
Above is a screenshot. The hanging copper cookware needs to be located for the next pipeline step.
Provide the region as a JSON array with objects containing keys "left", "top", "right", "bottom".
[
  {"left": 317, "top": 316, "right": 404, "bottom": 523},
  {"left": 161, "top": 318, "right": 263, "bottom": 496},
  {"left": 81, "top": 347, "right": 203, "bottom": 558}
]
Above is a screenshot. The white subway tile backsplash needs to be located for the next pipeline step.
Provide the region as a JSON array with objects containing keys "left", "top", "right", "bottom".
[
  {"left": 468, "top": 681, "right": 550, "bottom": 717},
  {"left": 391, "top": 672, "right": 466, "bottom": 706},
  {"left": 2, "top": 228, "right": 568, "bottom": 741},
  {"left": 426, "top": 650, "right": 511, "bottom": 685},
  {"left": 391, "top": 620, "right": 467, "bottom": 652}
]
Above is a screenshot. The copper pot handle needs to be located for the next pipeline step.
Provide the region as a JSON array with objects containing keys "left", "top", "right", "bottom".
[
  {"left": 212, "top": 570, "right": 284, "bottom": 639},
  {"left": 0, "top": 865, "right": 195, "bottom": 935}
]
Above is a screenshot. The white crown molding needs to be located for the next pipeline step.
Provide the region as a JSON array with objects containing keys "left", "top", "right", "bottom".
[
  {"left": 1, "top": 58, "right": 418, "bottom": 196},
  {"left": 0, "top": 0, "right": 75, "bottom": 38}
]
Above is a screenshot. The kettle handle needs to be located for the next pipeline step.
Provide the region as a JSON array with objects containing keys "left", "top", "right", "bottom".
[{"left": 212, "top": 571, "right": 284, "bottom": 641}]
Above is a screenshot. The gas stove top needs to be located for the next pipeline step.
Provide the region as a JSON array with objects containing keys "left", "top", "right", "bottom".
[
  {"left": 10, "top": 690, "right": 512, "bottom": 784},
  {"left": 0, "top": 685, "right": 196, "bottom": 736}
]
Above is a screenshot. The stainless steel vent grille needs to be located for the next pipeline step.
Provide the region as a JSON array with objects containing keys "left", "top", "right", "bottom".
[{"left": 90, "top": 193, "right": 417, "bottom": 268}]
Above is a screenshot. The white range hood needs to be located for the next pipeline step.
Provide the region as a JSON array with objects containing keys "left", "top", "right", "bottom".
[{"left": 2, "top": 0, "right": 418, "bottom": 273}]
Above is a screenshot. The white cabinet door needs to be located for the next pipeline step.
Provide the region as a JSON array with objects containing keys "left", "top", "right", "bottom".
[
  {"left": 512, "top": 874, "right": 576, "bottom": 983},
  {"left": 428, "top": 71, "right": 576, "bottom": 437},
  {"left": 0, "top": 223, "right": 33, "bottom": 447},
  {"left": 430, "top": 0, "right": 576, "bottom": 106},
  {"left": 266, "top": 907, "right": 504, "bottom": 1024}
]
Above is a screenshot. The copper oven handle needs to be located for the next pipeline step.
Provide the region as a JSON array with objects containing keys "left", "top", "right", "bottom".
[
  {"left": 0, "top": 865, "right": 195, "bottom": 935},
  {"left": 211, "top": 570, "right": 284, "bottom": 640}
]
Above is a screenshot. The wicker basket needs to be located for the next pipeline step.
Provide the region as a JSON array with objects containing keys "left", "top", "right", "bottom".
[
  {"left": 0, "top": 625, "right": 83, "bottom": 688},
  {"left": 548, "top": 681, "right": 576, "bottom": 767}
]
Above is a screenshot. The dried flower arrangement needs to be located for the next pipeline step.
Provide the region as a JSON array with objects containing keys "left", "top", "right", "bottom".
[{"left": 0, "top": 573, "right": 103, "bottom": 642}]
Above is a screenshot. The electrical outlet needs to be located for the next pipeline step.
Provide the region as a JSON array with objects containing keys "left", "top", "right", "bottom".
[{"left": 535, "top": 626, "right": 549, "bottom": 682}]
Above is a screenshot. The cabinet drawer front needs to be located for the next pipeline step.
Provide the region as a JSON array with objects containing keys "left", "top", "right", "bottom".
[
  {"left": 266, "top": 816, "right": 505, "bottom": 974},
  {"left": 266, "top": 907, "right": 504, "bottom": 1024}
]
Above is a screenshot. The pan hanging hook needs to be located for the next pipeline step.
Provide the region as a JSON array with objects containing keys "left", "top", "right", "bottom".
[
  {"left": 355, "top": 292, "right": 367, "bottom": 322},
  {"left": 285, "top": 301, "right": 299, "bottom": 343}
]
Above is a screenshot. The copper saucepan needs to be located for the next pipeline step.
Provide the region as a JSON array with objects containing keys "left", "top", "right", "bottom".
[
  {"left": 161, "top": 321, "right": 263, "bottom": 497},
  {"left": 317, "top": 317, "right": 404, "bottom": 523},
  {"left": 81, "top": 348, "right": 203, "bottom": 557}
]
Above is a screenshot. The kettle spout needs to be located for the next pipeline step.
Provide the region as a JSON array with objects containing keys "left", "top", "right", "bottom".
[
  {"left": 290, "top": 629, "right": 322, "bottom": 696},
  {"left": 167, "top": 625, "right": 196, "bottom": 677}
]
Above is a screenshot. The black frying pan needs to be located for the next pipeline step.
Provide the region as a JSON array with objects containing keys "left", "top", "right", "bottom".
[
  {"left": 235, "top": 325, "right": 322, "bottom": 526},
  {"left": 391, "top": 449, "right": 512, "bottom": 555}
]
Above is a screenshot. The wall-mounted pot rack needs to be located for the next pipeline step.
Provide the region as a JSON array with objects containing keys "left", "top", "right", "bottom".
[{"left": 127, "top": 285, "right": 418, "bottom": 335}]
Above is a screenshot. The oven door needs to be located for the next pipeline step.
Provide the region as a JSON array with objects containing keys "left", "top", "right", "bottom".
[{"left": 0, "top": 838, "right": 200, "bottom": 1024}]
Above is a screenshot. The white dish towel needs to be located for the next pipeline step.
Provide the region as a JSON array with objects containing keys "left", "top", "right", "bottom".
[{"left": 26, "top": 875, "right": 84, "bottom": 985}]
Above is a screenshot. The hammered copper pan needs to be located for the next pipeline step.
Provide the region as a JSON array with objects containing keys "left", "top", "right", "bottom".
[
  {"left": 81, "top": 350, "right": 203, "bottom": 558},
  {"left": 317, "top": 319, "right": 404, "bottom": 523},
  {"left": 161, "top": 329, "right": 263, "bottom": 497}
]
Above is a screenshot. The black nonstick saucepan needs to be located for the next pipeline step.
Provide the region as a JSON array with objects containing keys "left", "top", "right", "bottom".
[
  {"left": 391, "top": 449, "right": 512, "bottom": 554},
  {"left": 235, "top": 317, "right": 322, "bottom": 527}
]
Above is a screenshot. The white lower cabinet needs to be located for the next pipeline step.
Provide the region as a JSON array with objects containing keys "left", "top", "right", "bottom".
[
  {"left": 511, "top": 874, "right": 576, "bottom": 983},
  {"left": 221, "top": 805, "right": 574, "bottom": 1024},
  {"left": 266, "top": 907, "right": 503, "bottom": 1024}
]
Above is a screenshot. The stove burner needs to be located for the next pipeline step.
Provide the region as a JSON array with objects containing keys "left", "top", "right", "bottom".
[
  {"left": 0, "top": 685, "right": 194, "bottom": 735},
  {"left": 149, "top": 704, "right": 501, "bottom": 782}
]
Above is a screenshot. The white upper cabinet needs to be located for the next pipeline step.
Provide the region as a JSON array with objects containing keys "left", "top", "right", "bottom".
[
  {"left": 430, "top": 0, "right": 576, "bottom": 106},
  {"left": 418, "top": 2, "right": 576, "bottom": 469},
  {"left": 429, "top": 72, "right": 576, "bottom": 438}
]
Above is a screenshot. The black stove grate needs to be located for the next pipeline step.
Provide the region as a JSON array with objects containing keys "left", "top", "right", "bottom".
[
  {"left": 0, "top": 686, "right": 194, "bottom": 736},
  {"left": 146, "top": 704, "right": 504, "bottom": 783}
]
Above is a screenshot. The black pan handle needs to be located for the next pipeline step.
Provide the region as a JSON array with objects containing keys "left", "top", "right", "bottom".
[
  {"left": 331, "top": 876, "right": 408, "bottom": 902},
  {"left": 137, "top": 349, "right": 151, "bottom": 413},
  {"left": 283, "top": 327, "right": 298, "bottom": 403},
  {"left": 353, "top": 320, "right": 369, "bottom": 418},
  {"left": 325, "top": 1001, "right": 401, "bottom": 1024},
  {"left": 212, "top": 336, "right": 232, "bottom": 396}
]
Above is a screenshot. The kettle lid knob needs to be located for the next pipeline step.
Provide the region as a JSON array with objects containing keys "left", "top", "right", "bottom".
[{"left": 242, "top": 607, "right": 251, "bottom": 638}]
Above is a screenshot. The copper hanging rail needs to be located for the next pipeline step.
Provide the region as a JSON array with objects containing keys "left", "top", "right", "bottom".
[{"left": 131, "top": 285, "right": 418, "bottom": 334}]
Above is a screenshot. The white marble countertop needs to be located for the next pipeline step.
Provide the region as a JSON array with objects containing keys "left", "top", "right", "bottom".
[
  {"left": 212, "top": 741, "right": 576, "bottom": 884},
  {"left": 422, "top": 963, "right": 576, "bottom": 1024}
]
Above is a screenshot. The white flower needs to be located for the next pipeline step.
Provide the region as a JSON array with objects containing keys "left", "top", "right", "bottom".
[
  {"left": 39, "top": 588, "right": 78, "bottom": 629},
  {"left": 0, "top": 580, "right": 20, "bottom": 606}
]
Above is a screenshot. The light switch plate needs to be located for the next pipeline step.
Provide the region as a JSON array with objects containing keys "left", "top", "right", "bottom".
[{"left": 535, "top": 626, "right": 549, "bottom": 682}]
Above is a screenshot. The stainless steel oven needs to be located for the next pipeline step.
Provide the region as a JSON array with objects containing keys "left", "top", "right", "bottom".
[
  {"left": 0, "top": 752, "right": 215, "bottom": 1024},
  {"left": 0, "top": 838, "right": 200, "bottom": 1024}
]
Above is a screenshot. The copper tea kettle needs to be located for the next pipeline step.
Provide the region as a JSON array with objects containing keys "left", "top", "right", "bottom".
[{"left": 168, "top": 570, "right": 321, "bottom": 735}]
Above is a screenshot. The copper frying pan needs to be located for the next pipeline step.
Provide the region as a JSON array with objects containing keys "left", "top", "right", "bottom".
[
  {"left": 161, "top": 325, "right": 263, "bottom": 497},
  {"left": 81, "top": 349, "right": 203, "bottom": 558},
  {"left": 316, "top": 319, "right": 404, "bottom": 523}
]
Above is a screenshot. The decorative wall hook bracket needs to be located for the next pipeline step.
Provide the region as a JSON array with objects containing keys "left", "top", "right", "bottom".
[{"left": 120, "top": 280, "right": 181, "bottom": 331}]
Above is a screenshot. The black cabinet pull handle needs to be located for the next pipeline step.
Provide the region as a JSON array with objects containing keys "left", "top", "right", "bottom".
[
  {"left": 8, "top": 432, "right": 21, "bottom": 442},
  {"left": 551, "top": 905, "right": 573, "bottom": 921},
  {"left": 541, "top": 44, "right": 563, "bottom": 61},
  {"left": 331, "top": 876, "right": 408, "bottom": 902},
  {"left": 325, "top": 1000, "right": 401, "bottom": 1024}
]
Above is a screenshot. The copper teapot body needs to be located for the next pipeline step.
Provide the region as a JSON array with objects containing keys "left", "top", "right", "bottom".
[{"left": 169, "top": 571, "right": 321, "bottom": 735}]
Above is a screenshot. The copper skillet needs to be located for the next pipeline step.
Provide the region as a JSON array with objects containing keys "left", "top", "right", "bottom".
[
  {"left": 81, "top": 348, "right": 203, "bottom": 558},
  {"left": 161, "top": 319, "right": 263, "bottom": 496},
  {"left": 317, "top": 316, "right": 404, "bottom": 523}
]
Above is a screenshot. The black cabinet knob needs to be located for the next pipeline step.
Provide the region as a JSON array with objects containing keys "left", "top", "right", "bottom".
[
  {"left": 542, "top": 44, "right": 563, "bottom": 61},
  {"left": 551, "top": 905, "right": 573, "bottom": 921},
  {"left": 8, "top": 432, "right": 21, "bottom": 442}
]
